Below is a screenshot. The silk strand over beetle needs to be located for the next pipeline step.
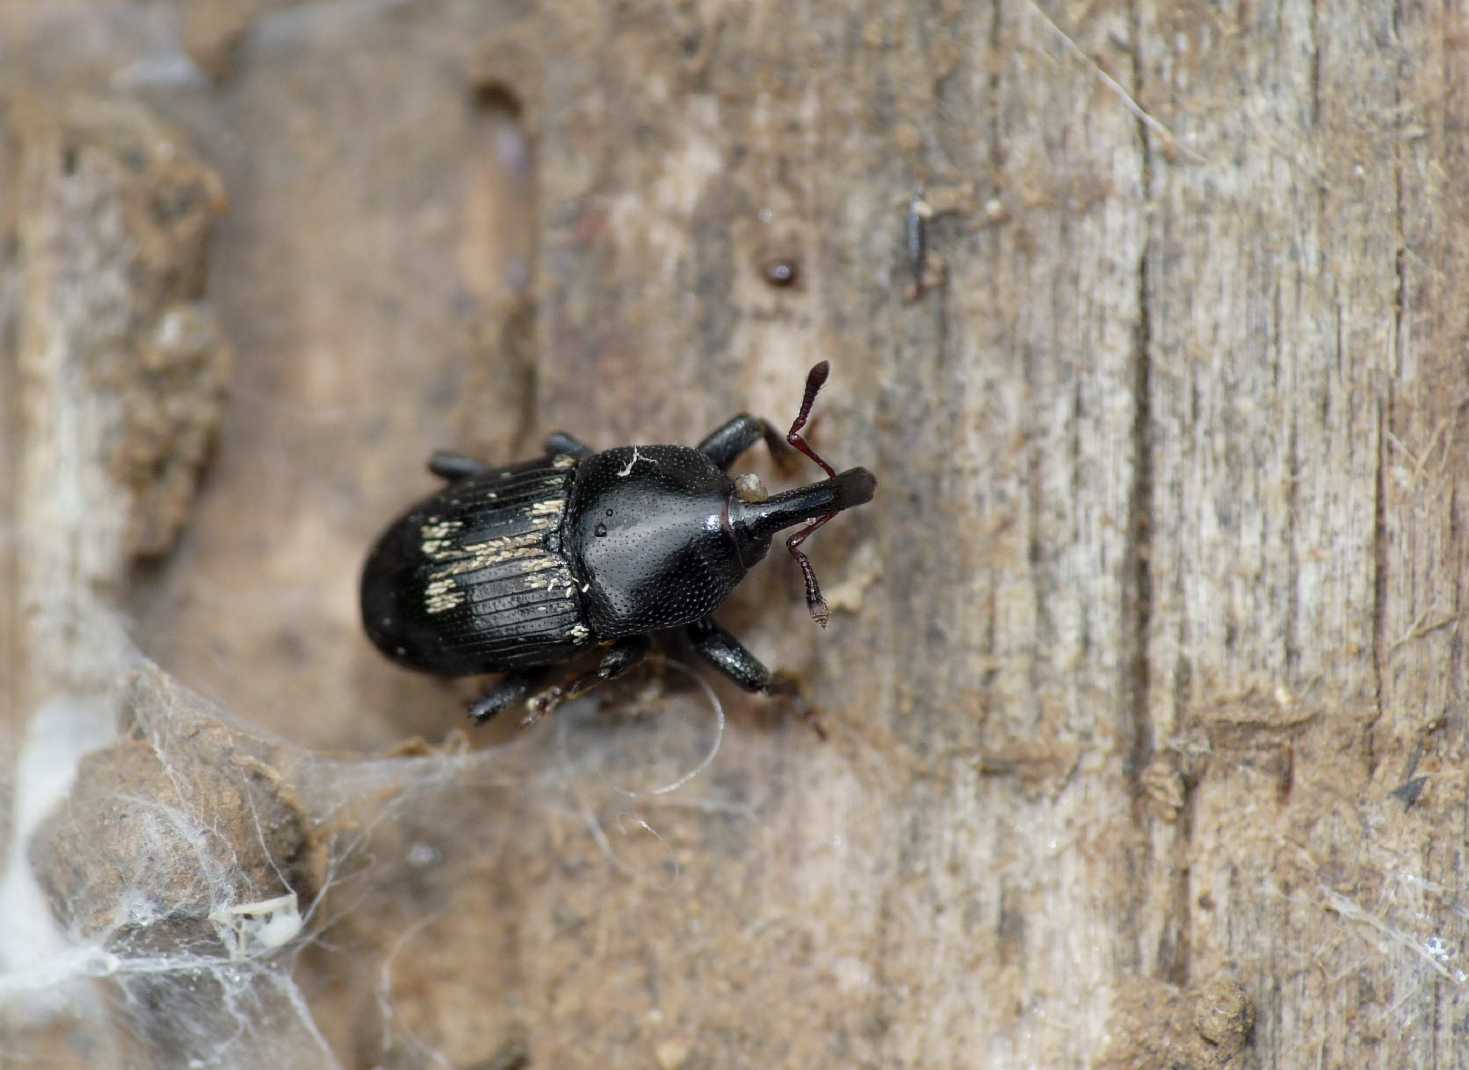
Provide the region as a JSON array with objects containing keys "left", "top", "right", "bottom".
[{"left": 360, "top": 362, "right": 877, "bottom": 723}]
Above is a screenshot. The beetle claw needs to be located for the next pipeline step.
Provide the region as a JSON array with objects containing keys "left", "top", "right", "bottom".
[{"left": 765, "top": 671, "right": 827, "bottom": 740}]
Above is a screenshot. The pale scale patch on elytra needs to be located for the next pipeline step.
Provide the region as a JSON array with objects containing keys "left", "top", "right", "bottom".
[
  {"left": 429, "top": 530, "right": 543, "bottom": 580},
  {"left": 528, "top": 569, "right": 576, "bottom": 595},
  {"left": 420, "top": 516, "right": 465, "bottom": 562},
  {"left": 424, "top": 577, "right": 464, "bottom": 614},
  {"left": 418, "top": 489, "right": 578, "bottom": 621}
]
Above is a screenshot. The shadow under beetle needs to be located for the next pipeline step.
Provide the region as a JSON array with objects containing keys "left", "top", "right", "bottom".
[{"left": 361, "top": 362, "right": 877, "bottom": 724}]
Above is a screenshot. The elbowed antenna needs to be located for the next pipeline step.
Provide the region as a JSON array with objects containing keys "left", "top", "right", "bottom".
[
  {"left": 740, "top": 361, "right": 877, "bottom": 627},
  {"left": 771, "top": 363, "right": 873, "bottom": 626},
  {"left": 731, "top": 467, "right": 877, "bottom": 625}
]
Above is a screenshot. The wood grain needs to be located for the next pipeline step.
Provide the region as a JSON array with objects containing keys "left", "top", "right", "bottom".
[{"left": 5, "top": 1, "right": 1469, "bottom": 1067}]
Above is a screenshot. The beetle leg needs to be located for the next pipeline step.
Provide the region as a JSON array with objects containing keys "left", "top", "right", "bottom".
[
  {"left": 593, "top": 634, "right": 653, "bottom": 679},
  {"left": 686, "top": 619, "right": 825, "bottom": 737},
  {"left": 696, "top": 413, "right": 795, "bottom": 472},
  {"left": 468, "top": 669, "right": 550, "bottom": 724},
  {"left": 685, "top": 618, "right": 772, "bottom": 692},
  {"left": 429, "top": 450, "right": 492, "bottom": 481},
  {"left": 521, "top": 636, "right": 652, "bottom": 725},
  {"left": 543, "top": 431, "right": 595, "bottom": 459}
]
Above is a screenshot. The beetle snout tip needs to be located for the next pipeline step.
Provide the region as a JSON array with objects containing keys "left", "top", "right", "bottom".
[{"left": 834, "top": 466, "right": 876, "bottom": 510}]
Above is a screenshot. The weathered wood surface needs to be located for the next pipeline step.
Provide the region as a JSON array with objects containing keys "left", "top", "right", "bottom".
[{"left": 3, "top": 1, "right": 1468, "bottom": 1067}]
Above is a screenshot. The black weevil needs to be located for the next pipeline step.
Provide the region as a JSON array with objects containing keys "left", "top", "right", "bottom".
[{"left": 361, "top": 362, "right": 876, "bottom": 723}]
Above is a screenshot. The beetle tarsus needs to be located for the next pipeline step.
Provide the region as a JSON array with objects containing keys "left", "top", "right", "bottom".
[
  {"left": 519, "top": 685, "right": 564, "bottom": 726},
  {"left": 766, "top": 670, "right": 827, "bottom": 740}
]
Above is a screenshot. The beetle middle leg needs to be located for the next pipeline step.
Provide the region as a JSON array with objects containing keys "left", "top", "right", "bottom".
[
  {"left": 543, "top": 431, "right": 595, "bottom": 459},
  {"left": 696, "top": 414, "right": 795, "bottom": 472},
  {"left": 521, "top": 635, "right": 652, "bottom": 724}
]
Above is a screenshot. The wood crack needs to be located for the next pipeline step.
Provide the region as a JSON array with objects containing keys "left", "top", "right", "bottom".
[
  {"left": 1119, "top": 0, "right": 1174, "bottom": 984},
  {"left": 1125, "top": 3, "right": 1155, "bottom": 791},
  {"left": 1283, "top": 278, "right": 1300, "bottom": 678},
  {"left": 1370, "top": 393, "right": 1389, "bottom": 775},
  {"left": 1369, "top": 55, "right": 1408, "bottom": 775}
]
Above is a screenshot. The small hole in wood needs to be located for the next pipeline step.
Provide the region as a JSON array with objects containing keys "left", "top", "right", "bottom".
[{"left": 470, "top": 79, "right": 523, "bottom": 119}]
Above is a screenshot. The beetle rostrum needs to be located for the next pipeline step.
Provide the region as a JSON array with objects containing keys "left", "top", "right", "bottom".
[{"left": 360, "top": 362, "right": 876, "bottom": 724}]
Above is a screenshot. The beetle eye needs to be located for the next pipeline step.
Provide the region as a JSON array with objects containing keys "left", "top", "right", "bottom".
[{"left": 733, "top": 472, "right": 768, "bottom": 503}]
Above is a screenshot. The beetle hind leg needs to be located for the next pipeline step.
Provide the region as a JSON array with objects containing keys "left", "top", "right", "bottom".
[
  {"left": 521, "top": 636, "right": 652, "bottom": 725},
  {"left": 468, "top": 669, "right": 550, "bottom": 724}
]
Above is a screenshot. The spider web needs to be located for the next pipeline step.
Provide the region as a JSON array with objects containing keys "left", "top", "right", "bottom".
[{"left": 0, "top": 653, "right": 724, "bottom": 1068}]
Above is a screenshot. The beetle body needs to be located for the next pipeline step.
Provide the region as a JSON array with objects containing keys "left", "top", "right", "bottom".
[{"left": 361, "top": 363, "right": 876, "bottom": 724}]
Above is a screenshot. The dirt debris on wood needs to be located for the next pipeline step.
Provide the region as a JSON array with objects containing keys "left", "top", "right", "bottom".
[{"left": 1098, "top": 975, "right": 1255, "bottom": 1070}]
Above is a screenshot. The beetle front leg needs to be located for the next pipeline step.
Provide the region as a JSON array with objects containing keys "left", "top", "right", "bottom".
[
  {"left": 468, "top": 669, "right": 550, "bottom": 724},
  {"left": 686, "top": 619, "right": 823, "bottom": 736},
  {"left": 521, "top": 635, "right": 652, "bottom": 725},
  {"left": 696, "top": 414, "right": 795, "bottom": 472},
  {"left": 685, "top": 618, "right": 772, "bottom": 691}
]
